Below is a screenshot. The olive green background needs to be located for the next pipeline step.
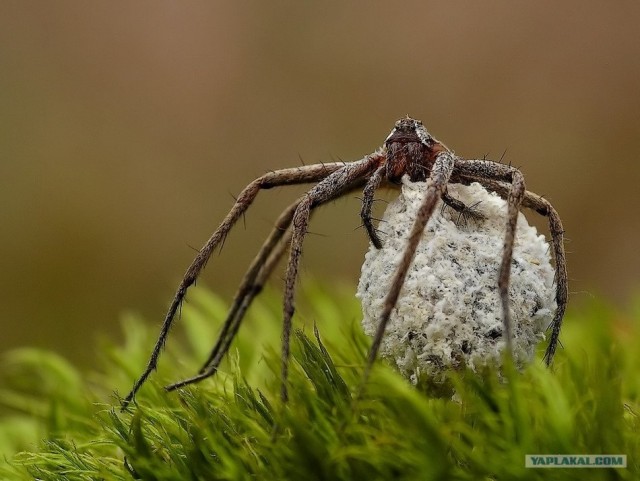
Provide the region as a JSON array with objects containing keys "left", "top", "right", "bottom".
[{"left": 1, "top": 2, "right": 639, "bottom": 363}]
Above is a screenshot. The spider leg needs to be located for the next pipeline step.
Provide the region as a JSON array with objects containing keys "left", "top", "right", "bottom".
[
  {"left": 196, "top": 198, "right": 301, "bottom": 374},
  {"left": 363, "top": 152, "right": 456, "bottom": 381},
  {"left": 460, "top": 177, "right": 567, "bottom": 365},
  {"left": 280, "top": 156, "right": 381, "bottom": 401},
  {"left": 166, "top": 181, "right": 368, "bottom": 392},
  {"left": 360, "top": 166, "right": 386, "bottom": 248},
  {"left": 535, "top": 201, "right": 566, "bottom": 365},
  {"left": 121, "top": 161, "right": 353, "bottom": 409},
  {"left": 165, "top": 226, "right": 294, "bottom": 391},
  {"left": 453, "top": 159, "right": 531, "bottom": 355},
  {"left": 441, "top": 190, "right": 487, "bottom": 225},
  {"left": 499, "top": 172, "right": 525, "bottom": 353}
]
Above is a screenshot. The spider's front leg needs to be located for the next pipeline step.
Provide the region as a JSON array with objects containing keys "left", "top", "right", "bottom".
[
  {"left": 513, "top": 190, "right": 567, "bottom": 365},
  {"left": 280, "top": 155, "right": 381, "bottom": 402},
  {"left": 364, "top": 151, "right": 456, "bottom": 379},
  {"left": 454, "top": 159, "right": 526, "bottom": 355},
  {"left": 359, "top": 170, "right": 487, "bottom": 250}
]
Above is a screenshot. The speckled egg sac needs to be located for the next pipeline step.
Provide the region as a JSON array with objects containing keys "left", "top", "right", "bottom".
[{"left": 356, "top": 180, "right": 557, "bottom": 385}]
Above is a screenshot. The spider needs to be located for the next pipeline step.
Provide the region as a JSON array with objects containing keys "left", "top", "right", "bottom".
[{"left": 122, "top": 116, "right": 568, "bottom": 408}]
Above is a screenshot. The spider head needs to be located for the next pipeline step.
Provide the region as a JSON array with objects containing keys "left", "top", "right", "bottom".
[{"left": 384, "top": 117, "right": 446, "bottom": 183}]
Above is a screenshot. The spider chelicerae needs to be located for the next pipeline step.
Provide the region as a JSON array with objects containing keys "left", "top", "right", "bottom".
[{"left": 122, "top": 116, "right": 568, "bottom": 408}]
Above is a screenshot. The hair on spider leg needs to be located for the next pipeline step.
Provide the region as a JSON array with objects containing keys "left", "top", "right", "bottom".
[
  {"left": 186, "top": 243, "right": 201, "bottom": 254},
  {"left": 463, "top": 203, "right": 486, "bottom": 224},
  {"left": 353, "top": 224, "right": 389, "bottom": 242},
  {"left": 439, "top": 202, "right": 467, "bottom": 225},
  {"left": 304, "top": 230, "right": 330, "bottom": 238},
  {"left": 354, "top": 216, "right": 388, "bottom": 232},
  {"left": 325, "top": 152, "right": 347, "bottom": 166},
  {"left": 440, "top": 192, "right": 487, "bottom": 228},
  {"left": 227, "top": 192, "right": 248, "bottom": 230},
  {"left": 459, "top": 200, "right": 487, "bottom": 225},
  {"left": 217, "top": 230, "right": 230, "bottom": 255},
  {"left": 372, "top": 228, "right": 389, "bottom": 240},
  {"left": 482, "top": 149, "right": 509, "bottom": 165},
  {"left": 455, "top": 210, "right": 469, "bottom": 228},
  {"left": 353, "top": 196, "right": 389, "bottom": 205},
  {"left": 499, "top": 148, "right": 508, "bottom": 165}
]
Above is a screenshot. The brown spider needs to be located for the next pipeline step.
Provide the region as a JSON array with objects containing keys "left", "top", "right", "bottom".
[{"left": 122, "top": 116, "right": 568, "bottom": 408}]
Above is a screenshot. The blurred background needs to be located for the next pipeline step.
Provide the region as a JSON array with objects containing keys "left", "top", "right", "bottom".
[{"left": 1, "top": 2, "right": 639, "bottom": 365}]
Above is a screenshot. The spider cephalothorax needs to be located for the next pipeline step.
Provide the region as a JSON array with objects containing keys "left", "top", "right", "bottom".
[
  {"left": 122, "top": 117, "right": 568, "bottom": 408},
  {"left": 384, "top": 117, "right": 448, "bottom": 183}
]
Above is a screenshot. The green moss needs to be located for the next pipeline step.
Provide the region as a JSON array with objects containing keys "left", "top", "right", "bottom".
[{"left": 1, "top": 285, "right": 638, "bottom": 480}]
